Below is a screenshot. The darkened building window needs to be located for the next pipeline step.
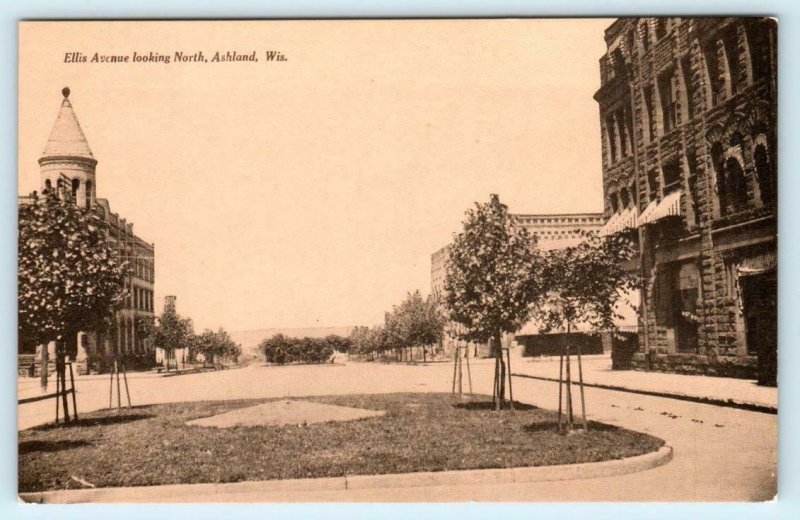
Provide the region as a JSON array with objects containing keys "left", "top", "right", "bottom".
[
  {"left": 605, "top": 113, "right": 617, "bottom": 163},
  {"left": 620, "top": 187, "right": 631, "bottom": 209},
  {"left": 686, "top": 149, "right": 701, "bottom": 226},
  {"left": 718, "top": 155, "right": 748, "bottom": 216},
  {"left": 701, "top": 38, "right": 722, "bottom": 107},
  {"left": 641, "top": 23, "right": 651, "bottom": 52},
  {"left": 655, "top": 19, "right": 667, "bottom": 40},
  {"left": 662, "top": 159, "right": 682, "bottom": 194},
  {"left": 643, "top": 85, "right": 656, "bottom": 141},
  {"left": 754, "top": 143, "right": 774, "bottom": 206},
  {"left": 658, "top": 71, "right": 677, "bottom": 133},
  {"left": 616, "top": 109, "right": 628, "bottom": 156},
  {"left": 680, "top": 56, "right": 695, "bottom": 121},
  {"left": 609, "top": 191, "right": 619, "bottom": 213},
  {"left": 647, "top": 168, "right": 660, "bottom": 201},
  {"left": 722, "top": 28, "right": 742, "bottom": 95},
  {"left": 745, "top": 21, "right": 772, "bottom": 83}
]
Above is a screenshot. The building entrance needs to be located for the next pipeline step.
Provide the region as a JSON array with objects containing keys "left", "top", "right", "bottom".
[{"left": 740, "top": 270, "right": 777, "bottom": 385}]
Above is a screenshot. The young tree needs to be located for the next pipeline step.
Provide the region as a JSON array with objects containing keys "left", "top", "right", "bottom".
[
  {"left": 532, "top": 230, "right": 639, "bottom": 430},
  {"left": 391, "top": 291, "right": 446, "bottom": 363},
  {"left": 18, "top": 191, "right": 127, "bottom": 421},
  {"left": 145, "top": 297, "right": 194, "bottom": 371},
  {"left": 444, "top": 194, "right": 543, "bottom": 409},
  {"left": 192, "top": 328, "right": 241, "bottom": 369},
  {"left": 534, "top": 231, "right": 639, "bottom": 335}
]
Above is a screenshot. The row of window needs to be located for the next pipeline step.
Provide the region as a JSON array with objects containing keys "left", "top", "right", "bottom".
[
  {"left": 519, "top": 217, "right": 601, "bottom": 225},
  {"left": 110, "top": 316, "right": 148, "bottom": 354},
  {"left": 43, "top": 177, "right": 93, "bottom": 208},
  {"left": 606, "top": 137, "right": 774, "bottom": 223},
  {"left": 130, "top": 286, "right": 154, "bottom": 312},
  {"left": 603, "top": 20, "right": 773, "bottom": 166}
]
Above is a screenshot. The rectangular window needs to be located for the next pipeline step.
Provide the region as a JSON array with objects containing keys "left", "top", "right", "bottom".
[
  {"left": 648, "top": 169, "right": 660, "bottom": 201},
  {"left": 702, "top": 39, "right": 721, "bottom": 106},
  {"left": 658, "top": 71, "right": 677, "bottom": 133},
  {"left": 605, "top": 113, "right": 617, "bottom": 163},
  {"left": 680, "top": 56, "right": 695, "bottom": 121},
  {"left": 722, "top": 29, "right": 741, "bottom": 94},
  {"left": 617, "top": 108, "right": 628, "bottom": 156},
  {"left": 662, "top": 160, "right": 682, "bottom": 194},
  {"left": 643, "top": 86, "right": 656, "bottom": 141}
]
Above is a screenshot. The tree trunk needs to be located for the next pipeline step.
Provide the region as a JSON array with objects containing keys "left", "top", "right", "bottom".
[
  {"left": 493, "top": 334, "right": 506, "bottom": 409},
  {"left": 57, "top": 341, "right": 70, "bottom": 423},
  {"left": 40, "top": 344, "right": 49, "bottom": 392},
  {"left": 423, "top": 346, "right": 427, "bottom": 364}
]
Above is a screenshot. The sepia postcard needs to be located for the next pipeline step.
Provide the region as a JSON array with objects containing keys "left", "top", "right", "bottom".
[{"left": 17, "top": 19, "right": 777, "bottom": 503}]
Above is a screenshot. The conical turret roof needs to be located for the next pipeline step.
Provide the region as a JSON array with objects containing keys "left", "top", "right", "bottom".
[{"left": 41, "top": 87, "right": 94, "bottom": 160}]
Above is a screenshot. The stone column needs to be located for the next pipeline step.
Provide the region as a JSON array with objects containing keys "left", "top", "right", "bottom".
[{"left": 76, "top": 331, "right": 89, "bottom": 375}]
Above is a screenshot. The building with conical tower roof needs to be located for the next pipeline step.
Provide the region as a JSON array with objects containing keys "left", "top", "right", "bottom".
[{"left": 22, "top": 88, "right": 156, "bottom": 375}]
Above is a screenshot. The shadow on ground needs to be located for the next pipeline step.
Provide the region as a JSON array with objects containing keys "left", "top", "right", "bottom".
[
  {"left": 523, "top": 420, "right": 621, "bottom": 433},
  {"left": 452, "top": 400, "right": 537, "bottom": 411},
  {"left": 19, "top": 439, "right": 93, "bottom": 454},
  {"left": 31, "top": 411, "right": 155, "bottom": 431}
]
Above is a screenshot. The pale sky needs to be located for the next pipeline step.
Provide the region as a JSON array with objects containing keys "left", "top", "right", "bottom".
[{"left": 19, "top": 19, "right": 612, "bottom": 332}]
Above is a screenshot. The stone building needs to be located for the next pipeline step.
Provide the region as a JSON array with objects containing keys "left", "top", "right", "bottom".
[
  {"left": 23, "top": 88, "right": 156, "bottom": 374},
  {"left": 594, "top": 18, "right": 777, "bottom": 383}
]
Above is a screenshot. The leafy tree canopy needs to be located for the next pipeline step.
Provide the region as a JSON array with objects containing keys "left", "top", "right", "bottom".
[
  {"left": 444, "top": 194, "right": 543, "bottom": 344},
  {"left": 533, "top": 231, "right": 639, "bottom": 334},
  {"left": 18, "top": 191, "right": 127, "bottom": 348},
  {"left": 144, "top": 298, "right": 194, "bottom": 354},
  {"left": 192, "top": 327, "right": 241, "bottom": 364}
]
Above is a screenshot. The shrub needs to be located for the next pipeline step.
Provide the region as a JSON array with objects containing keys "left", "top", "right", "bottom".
[{"left": 259, "top": 334, "right": 334, "bottom": 365}]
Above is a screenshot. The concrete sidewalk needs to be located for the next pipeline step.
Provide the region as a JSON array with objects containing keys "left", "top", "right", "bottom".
[{"left": 512, "top": 353, "right": 777, "bottom": 411}]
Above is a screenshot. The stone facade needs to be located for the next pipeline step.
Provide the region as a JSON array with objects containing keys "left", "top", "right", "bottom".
[
  {"left": 595, "top": 18, "right": 777, "bottom": 383},
  {"left": 22, "top": 88, "right": 156, "bottom": 374}
]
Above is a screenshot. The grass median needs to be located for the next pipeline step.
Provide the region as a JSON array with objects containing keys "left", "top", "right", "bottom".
[{"left": 19, "top": 392, "right": 664, "bottom": 492}]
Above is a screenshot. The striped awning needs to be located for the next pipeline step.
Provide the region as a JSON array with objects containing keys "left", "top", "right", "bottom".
[
  {"left": 600, "top": 207, "right": 640, "bottom": 236},
  {"left": 598, "top": 212, "right": 620, "bottom": 237},
  {"left": 737, "top": 251, "right": 776, "bottom": 277},
  {"left": 639, "top": 190, "right": 682, "bottom": 226},
  {"left": 613, "top": 206, "right": 639, "bottom": 233}
]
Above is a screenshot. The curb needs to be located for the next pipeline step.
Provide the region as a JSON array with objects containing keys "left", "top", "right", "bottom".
[
  {"left": 19, "top": 446, "right": 672, "bottom": 503},
  {"left": 512, "top": 373, "right": 777, "bottom": 415}
]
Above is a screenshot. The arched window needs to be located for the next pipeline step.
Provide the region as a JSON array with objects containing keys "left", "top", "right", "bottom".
[
  {"left": 754, "top": 144, "right": 774, "bottom": 206},
  {"left": 85, "top": 180, "right": 92, "bottom": 208},
  {"left": 44, "top": 179, "right": 52, "bottom": 193},
  {"left": 711, "top": 142, "right": 726, "bottom": 213},
  {"left": 71, "top": 178, "right": 80, "bottom": 200},
  {"left": 723, "top": 157, "right": 748, "bottom": 215},
  {"left": 620, "top": 188, "right": 631, "bottom": 209},
  {"left": 609, "top": 191, "right": 619, "bottom": 213}
]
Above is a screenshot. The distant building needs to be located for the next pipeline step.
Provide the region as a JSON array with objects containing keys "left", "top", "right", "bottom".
[
  {"left": 431, "top": 211, "right": 606, "bottom": 357},
  {"left": 594, "top": 18, "right": 777, "bottom": 382},
  {"left": 21, "top": 88, "right": 156, "bottom": 374}
]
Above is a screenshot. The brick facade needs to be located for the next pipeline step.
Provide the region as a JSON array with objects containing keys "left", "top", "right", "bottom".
[{"left": 595, "top": 18, "right": 777, "bottom": 383}]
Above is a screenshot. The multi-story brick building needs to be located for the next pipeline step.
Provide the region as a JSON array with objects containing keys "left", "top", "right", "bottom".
[
  {"left": 594, "top": 18, "right": 777, "bottom": 383},
  {"left": 22, "top": 88, "right": 156, "bottom": 374}
]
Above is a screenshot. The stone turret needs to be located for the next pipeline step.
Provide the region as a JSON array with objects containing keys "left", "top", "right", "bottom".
[{"left": 38, "top": 87, "right": 97, "bottom": 208}]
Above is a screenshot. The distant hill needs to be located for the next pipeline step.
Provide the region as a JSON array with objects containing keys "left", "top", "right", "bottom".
[{"left": 230, "top": 326, "right": 356, "bottom": 358}]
